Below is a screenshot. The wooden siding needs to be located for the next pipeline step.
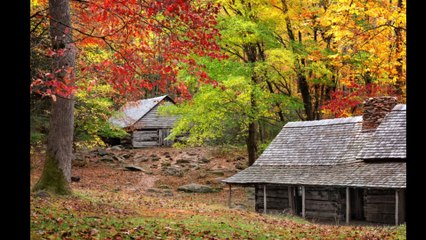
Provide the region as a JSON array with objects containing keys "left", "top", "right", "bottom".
[
  {"left": 132, "top": 130, "right": 159, "bottom": 147},
  {"left": 254, "top": 185, "right": 345, "bottom": 221},
  {"left": 254, "top": 185, "right": 290, "bottom": 214},
  {"left": 364, "top": 189, "right": 405, "bottom": 224},
  {"left": 304, "top": 187, "right": 345, "bottom": 221},
  {"left": 133, "top": 101, "right": 177, "bottom": 129},
  {"left": 132, "top": 129, "right": 173, "bottom": 147}
]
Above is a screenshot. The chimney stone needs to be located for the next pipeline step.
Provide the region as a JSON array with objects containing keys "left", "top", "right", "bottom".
[{"left": 362, "top": 96, "right": 398, "bottom": 132}]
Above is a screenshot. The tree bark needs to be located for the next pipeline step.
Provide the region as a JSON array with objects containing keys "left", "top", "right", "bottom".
[
  {"left": 247, "top": 121, "right": 258, "bottom": 166},
  {"left": 33, "top": 0, "right": 76, "bottom": 195},
  {"left": 394, "top": 0, "right": 404, "bottom": 96},
  {"left": 281, "top": 0, "right": 314, "bottom": 120}
]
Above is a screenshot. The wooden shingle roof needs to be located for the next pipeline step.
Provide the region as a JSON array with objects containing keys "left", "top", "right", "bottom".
[
  {"left": 223, "top": 163, "right": 406, "bottom": 188},
  {"left": 357, "top": 104, "right": 406, "bottom": 160},
  {"left": 224, "top": 104, "right": 406, "bottom": 189},
  {"left": 254, "top": 116, "right": 367, "bottom": 166},
  {"left": 109, "top": 95, "right": 173, "bottom": 128}
]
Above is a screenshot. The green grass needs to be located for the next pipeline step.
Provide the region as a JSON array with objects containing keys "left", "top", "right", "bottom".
[{"left": 31, "top": 190, "right": 406, "bottom": 240}]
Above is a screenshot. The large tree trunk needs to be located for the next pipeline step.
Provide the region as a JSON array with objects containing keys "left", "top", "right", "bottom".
[
  {"left": 394, "top": 0, "right": 404, "bottom": 96},
  {"left": 281, "top": 0, "right": 314, "bottom": 120},
  {"left": 247, "top": 121, "right": 258, "bottom": 166},
  {"left": 33, "top": 0, "right": 76, "bottom": 195}
]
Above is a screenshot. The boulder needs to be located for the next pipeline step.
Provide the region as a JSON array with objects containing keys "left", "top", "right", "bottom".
[
  {"left": 97, "top": 149, "right": 109, "bottom": 156},
  {"left": 177, "top": 183, "right": 217, "bottom": 193},
  {"left": 161, "top": 161, "right": 171, "bottom": 167},
  {"left": 199, "top": 157, "right": 210, "bottom": 163},
  {"left": 124, "top": 165, "right": 145, "bottom": 171},
  {"left": 176, "top": 159, "right": 191, "bottom": 164},
  {"left": 113, "top": 155, "right": 126, "bottom": 162},
  {"left": 110, "top": 145, "right": 123, "bottom": 151},
  {"left": 163, "top": 166, "right": 183, "bottom": 177}
]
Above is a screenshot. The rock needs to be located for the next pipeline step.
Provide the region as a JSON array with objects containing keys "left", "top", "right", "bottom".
[
  {"left": 176, "top": 159, "right": 191, "bottom": 164},
  {"left": 163, "top": 166, "right": 183, "bottom": 177},
  {"left": 199, "top": 157, "right": 210, "bottom": 163},
  {"left": 71, "top": 176, "right": 80, "bottom": 182},
  {"left": 35, "top": 191, "right": 50, "bottom": 198},
  {"left": 124, "top": 165, "right": 144, "bottom": 171},
  {"left": 120, "top": 153, "right": 132, "bottom": 159},
  {"left": 111, "top": 145, "right": 123, "bottom": 151},
  {"left": 97, "top": 149, "right": 109, "bottom": 156},
  {"left": 113, "top": 155, "right": 126, "bottom": 162},
  {"left": 100, "top": 156, "right": 114, "bottom": 162},
  {"left": 161, "top": 161, "right": 171, "bottom": 167},
  {"left": 210, "top": 169, "right": 225, "bottom": 176},
  {"left": 177, "top": 183, "right": 217, "bottom": 193},
  {"left": 235, "top": 162, "right": 247, "bottom": 170},
  {"left": 189, "top": 163, "right": 199, "bottom": 169}
]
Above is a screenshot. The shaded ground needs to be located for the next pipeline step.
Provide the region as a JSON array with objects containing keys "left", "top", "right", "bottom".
[{"left": 30, "top": 146, "right": 405, "bottom": 239}]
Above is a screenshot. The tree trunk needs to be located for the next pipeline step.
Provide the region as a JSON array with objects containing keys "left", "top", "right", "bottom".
[
  {"left": 394, "top": 0, "right": 404, "bottom": 96},
  {"left": 247, "top": 121, "right": 258, "bottom": 166},
  {"left": 281, "top": 0, "right": 314, "bottom": 120},
  {"left": 33, "top": 0, "right": 76, "bottom": 195}
]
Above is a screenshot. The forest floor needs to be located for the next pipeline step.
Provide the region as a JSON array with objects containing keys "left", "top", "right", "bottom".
[{"left": 30, "top": 146, "right": 406, "bottom": 239}]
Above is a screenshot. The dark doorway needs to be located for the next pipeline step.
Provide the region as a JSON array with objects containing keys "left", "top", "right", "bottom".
[
  {"left": 293, "top": 186, "right": 303, "bottom": 216},
  {"left": 350, "top": 188, "right": 365, "bottom": 220}
]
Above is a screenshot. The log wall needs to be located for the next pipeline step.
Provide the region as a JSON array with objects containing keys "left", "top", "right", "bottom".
[
  {"left": 254, "top": 185, "right": 290, "bottom": 214},
  {"left": 304, "top": 187, "right": 345, "bottom": 221},
  {"left": 363, "top": 189, "right": 405, "bottom": 224}
]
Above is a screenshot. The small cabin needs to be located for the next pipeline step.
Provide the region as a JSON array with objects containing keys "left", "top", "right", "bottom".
[
  {"left": 224, "top": 97, "right": 406, "bottom": 225},
  {"left": 109, "top": 95, "right": 177, "bottom": 147}
]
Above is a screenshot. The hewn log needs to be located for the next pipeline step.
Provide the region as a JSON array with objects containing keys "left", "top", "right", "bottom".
[
  {"left": 305, "top": 200, "right": 339, "bottom": 212},
  {"left": 346, "top": 187, "right": 350, "bottom": 224},
  {"left": 263, "top": 185, "right": 267, "bottom": 214},
  {"left": 302, "top": 186, "right": 305, "bottom": 218},
  {"left": 395, "top": 190, "right": 399, "bottom": 225},
  {"left": 288, "top": 186, "right": 294, "bottom": 214}
]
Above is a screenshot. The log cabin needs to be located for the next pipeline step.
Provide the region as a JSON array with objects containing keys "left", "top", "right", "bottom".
[
  {"left": 224, "top": 97, "right": 406, "bottom": 225},
  {"left": 109, "top": 95, "right": 177, "bottom": 147}
]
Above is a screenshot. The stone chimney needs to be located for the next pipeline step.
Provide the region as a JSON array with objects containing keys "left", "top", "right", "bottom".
[{"left": 362, "top": 96, "right": 398, "bottom": 132}]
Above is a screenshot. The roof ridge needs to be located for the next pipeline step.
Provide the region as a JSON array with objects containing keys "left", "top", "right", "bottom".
[{"left": 284, "top": 116, "right": 362, "bottom": 128}]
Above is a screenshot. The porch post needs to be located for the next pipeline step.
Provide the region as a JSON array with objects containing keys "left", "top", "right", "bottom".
[
  {"left": 346, "top": 187, "right": 350, "bottom": 224},
  {"left": 302, "top": 186, "right": 306, "bottom": 218},
  {"left": 263, "top": 185, "right": 267, "bottom": 214},
  {"left": 288, "top": 186, "right": 294, "bottom": 214},
  {"left": 228, "top": 184, "right": 232, "bottom": 208},
  {"left": 395, "top": 189, "right": 399, "bottom": 225}
]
